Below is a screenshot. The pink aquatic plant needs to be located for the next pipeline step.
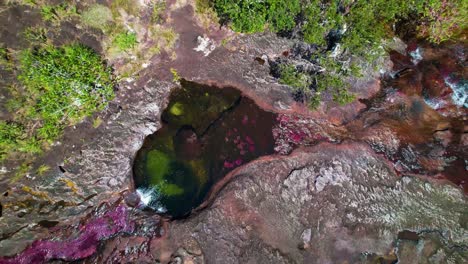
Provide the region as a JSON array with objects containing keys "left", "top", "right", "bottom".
[{"left": 0, "top": 205, "right": 134, "bottom": 264}]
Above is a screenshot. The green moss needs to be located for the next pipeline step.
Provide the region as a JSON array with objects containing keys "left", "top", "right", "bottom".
[
  {"left": 169, "top": 102, "right": 184, "bottom": 116},
  {"left": 36, "top": 164, "right": 50, "bottom": 176},
  {"left": 0, "top": 121, "right": 25, "bottom": 161},
  {"left": 158, "top": 182, "right": 184, "bottom": 196},
  {"left": 146, "top": 150, "right": 171, "bottom": 184}
]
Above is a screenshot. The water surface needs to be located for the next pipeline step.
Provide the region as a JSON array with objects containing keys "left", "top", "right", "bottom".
[{"left": 133, "top": 80, "right": 277, "bottom": 217}]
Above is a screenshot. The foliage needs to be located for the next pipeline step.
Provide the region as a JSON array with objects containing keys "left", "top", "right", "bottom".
[
  {"left": 279, "top": 64, "right": 311, "bottom": 91},
  {"left": 277, "top": 55, "right": 356, "bottom": 109},
  {"left": 36, "top": 164, "right": 50, "bottom": 175},
  {"left": 1, "top": 44, "right": 114, "bottom": 162},
  {"left": 0, "top": 47, "right": 14, "bottom": 70},
  {"left": 170, "top": 68, "right": 181, "bottom": 83},
  {"left": 195, "top": 0, "right": 219, "bottom": 28},
  {"left": 23, "top": 26, "right": 48, "bottom": 44},
  {"left": 151, "top": 1, "right": 166, "bottom": 24},
  {"left": 0, "top": 121, "right": 25, "bottom": 161},
  {"left": 81, "top": 4, "right": 113, "bottom": 31},
  {"left": 208, "top": 0, "right": 465, "bottom": 110},
  {"left": 418, "top": 0, "right": 468, "bottom": 43},
  {"left": 40, "top": 3, "right": 77, "bottom": 23},
  {"left": 112, "top": 32, "right": 137, "bottom": 51},
  {"left": 212, "top": 0, "right": 301, "bottom": 33}
]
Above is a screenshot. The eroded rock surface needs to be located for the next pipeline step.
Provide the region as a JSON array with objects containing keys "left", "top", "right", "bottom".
[
  {"left": 0, "top": 1, "right": 466, "bottom": 263},
  {"left": 165, "top": 142, "right": 467, "bottom": 263}
]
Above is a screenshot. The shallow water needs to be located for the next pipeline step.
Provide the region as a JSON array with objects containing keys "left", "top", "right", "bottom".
[{"left": 133, "top": 80, "right": 277, "bottom": 217}]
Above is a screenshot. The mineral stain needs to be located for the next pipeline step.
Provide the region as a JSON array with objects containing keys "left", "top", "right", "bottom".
[{"left": 133, "top": 80, "right": 277, "bottom": 217}]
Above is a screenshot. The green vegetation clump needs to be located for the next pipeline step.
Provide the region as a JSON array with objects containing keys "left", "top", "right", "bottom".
[
  {"left": 1, "top": 44, "right": 114, "bottom": 161},
  {"left": 209, "top": 0, "right": 466, "bottom": 109},
  {"left": 146, "top": 150, "right": 185, "bottom": 196},
  {"left": 112, "top": 31, "right": 137, "bottom": 51},
  {"left": 278, "top": 60, "right": 354, "bottom": 109},
  {"left": 279, "top": 64, "right": 311, "bottom": 91},
  {"left": 23, "top": 26, "right": 48, "bottom": 44},
  {"left": 40, "top": 3, "right": 77, "bottom": 23},
  {"left": 212, "top": 0, "right": 301, "bottom": 33},
  {"left": 81, "top": 4, "right": 113, "bottom": 31}
]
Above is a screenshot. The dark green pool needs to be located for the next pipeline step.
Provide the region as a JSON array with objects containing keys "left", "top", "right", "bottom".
[{"left": 133, "top": 80, "right": 277, "bottom": 217}]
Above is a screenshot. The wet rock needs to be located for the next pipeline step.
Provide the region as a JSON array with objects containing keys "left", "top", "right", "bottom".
[
  {"left": 165, "top": 142, "right": 466, "bottom": 263},
  {"left": 0, "top": 78, "right": 172, "bottom": 256},
  {"left": 434, "top": 130, "right": 452, "bottom": 147},
  {"left": 124, "top": 192, "right": 141, "bottom": 208},
  {"left": 395, "top": 231, "right": 467, "bottom": 263},
  {"left": 0, "top": 204, "right": 134, "bottom": 263}
]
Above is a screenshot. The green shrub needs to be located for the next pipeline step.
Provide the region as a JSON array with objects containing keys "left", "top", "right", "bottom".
[
  {"left": 279, "top": 64, "right": 311, "bottom": 91},
  {"left": 0, "top": 44, "right": 115, "bottom": 162},
  {"left": 213, "top": 0, "right": 300, "bottom": 33},
  {"left": 113, "top": 32, "right": 137, "bottom": 51},
  {"left": 17, "top": 44, "right": 114, "bottom": 140}
]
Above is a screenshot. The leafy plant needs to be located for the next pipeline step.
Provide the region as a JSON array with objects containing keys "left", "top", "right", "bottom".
[
  {"left": 213, "top": 0, "right": 300, "bottom": 33},
  {"left": 279, "top": 64, "right": 311, "bottom": 91},
  {"left": 418, "top": 0, "right": 468, "bottom": 43}
]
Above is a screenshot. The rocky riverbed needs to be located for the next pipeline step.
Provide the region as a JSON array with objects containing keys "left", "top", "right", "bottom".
[{"left": 0, "top": 1, "right": 466, "bottom": 263}]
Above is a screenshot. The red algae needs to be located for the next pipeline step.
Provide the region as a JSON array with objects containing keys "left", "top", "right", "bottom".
[
  {"left": 273, "top": 114, "right": 334, "bottom": 154},
  {"left": 0, "top": 205, "right": 134, "bottom": 264}
]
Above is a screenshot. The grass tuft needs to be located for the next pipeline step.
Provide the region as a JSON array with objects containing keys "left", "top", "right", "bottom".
[
  {"left": 113, "top": 31, "right": 138, "bottom": 51},
  {"left": 81, "top": 4, "right": 113, "bottom": 31},
  {"left": 1, "top": 44, "right": 115, "bottom": 162}
]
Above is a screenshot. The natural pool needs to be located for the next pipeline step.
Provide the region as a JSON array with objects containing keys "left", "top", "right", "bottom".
[{"left": 133, "top": 80, "right": 277, "bottom": 217}]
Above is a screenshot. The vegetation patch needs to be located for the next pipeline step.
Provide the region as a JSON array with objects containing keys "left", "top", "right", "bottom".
[
  {"left": 212, "top": 0, "right": 300, "bottom": 33},
  {"left": 209, "top": 0, "right": 466, "bottom": 109},
  {"left": 81, "top": 4, "right": 113, "bottom": 31},
  {"left": 1, "top": 44, "right": 114, "bottom": 162},
  {"left": 40, "top": 3, "right": 77, "bottom": 24},
  {"left": 112, "top": 31, "right": 138, "bottom": 51}
]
